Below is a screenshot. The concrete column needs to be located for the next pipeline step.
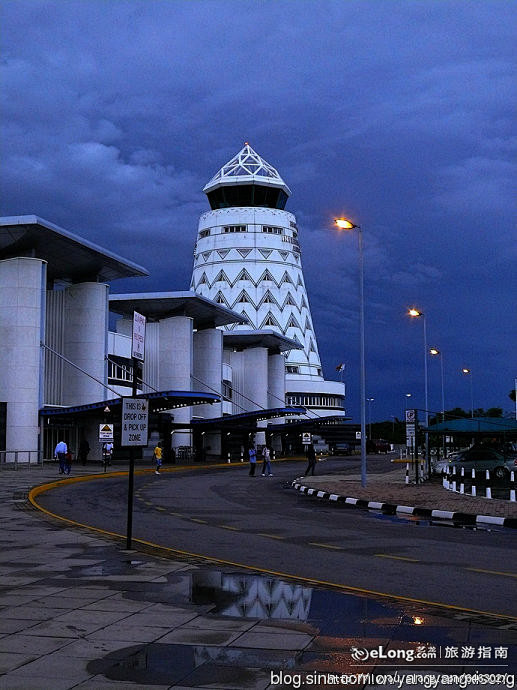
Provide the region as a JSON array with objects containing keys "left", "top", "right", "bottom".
[
  {"left": 63, "top": 283, "right": 109, "bottom": 406},
  {"left": 159, "top": 316, "right": 193, "bottom": 451},
  {"left": 268, "top": 352, "right": 286, "bottom": 452},
  {"left": 0, "top": 258, "right": 47, "bottom": 453},
  {"left": 242, "top": 347, "right": 268, "bottom": 446},
  {"left": 268, "top": 352, "right": 285, "bottom": 409},
  {"left": 193, "top": 328, "right": 223, "bottom": 457}
]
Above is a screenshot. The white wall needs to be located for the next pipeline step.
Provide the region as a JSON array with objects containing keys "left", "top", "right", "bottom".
[
  {"left": 63, "top": 282, "right": 109, "bottom": 406},
  {"left": 0, "top": 258, "right": 46, "bottom": 452}
]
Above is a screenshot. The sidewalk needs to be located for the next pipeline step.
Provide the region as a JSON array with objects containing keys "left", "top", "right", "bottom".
[
  {"left": 0, "top": 462, "right": 515, "bottom": 688},
  {"left": 0, "top": 466, "right": 315, "bottom": 689},
  {"left": 293, "top": 461, "right": 517, "bottom": 521}
]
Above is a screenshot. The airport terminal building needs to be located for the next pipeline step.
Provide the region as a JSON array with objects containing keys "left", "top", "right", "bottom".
[{"left": 0, "top": 146, "right": 345, "bottom": 462}]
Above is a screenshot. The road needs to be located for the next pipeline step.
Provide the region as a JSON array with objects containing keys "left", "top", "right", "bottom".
[{"left": 38, "top": 457, "right": 517, "bottom": 619}]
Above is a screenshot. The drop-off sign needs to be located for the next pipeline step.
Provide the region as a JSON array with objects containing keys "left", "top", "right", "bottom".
[{"left": 121, "top": 398, "right": 148, "bottom": 447}]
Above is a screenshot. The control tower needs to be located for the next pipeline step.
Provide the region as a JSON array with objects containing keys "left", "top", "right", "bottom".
[{"left": 190, "top": 144, "right": 345, "bottom": 417}]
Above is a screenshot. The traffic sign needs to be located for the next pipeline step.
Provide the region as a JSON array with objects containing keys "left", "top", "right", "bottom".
[
  {"left": 131, "top": 311, "right": 146, "bottom": 361},
  {"left": 302, "top": 432, "right": 312, "bottom": 445},
  {"left": 405, "top": 409, "right": 416, "bottom": 423},
  {"left": 355, "top": 431, "right": 362, "bottom": 440},
  {"left": 121, "top": 398, "right": 148, "bottom": 447},
  {"left": 99, "top": 423, "right": 114, "bottom": 441}
]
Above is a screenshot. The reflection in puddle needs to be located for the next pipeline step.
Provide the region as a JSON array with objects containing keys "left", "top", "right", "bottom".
[
  {"left": 86, "top": 567, "right": 517, "bottom": 685},
  {"left": 191, "top": 570, "right": 312, "bottom": 620}
]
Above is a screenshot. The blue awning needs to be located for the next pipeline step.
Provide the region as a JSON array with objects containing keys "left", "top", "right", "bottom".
[{"left": 40, "top": 390, "right": 220, "bottom": 418}]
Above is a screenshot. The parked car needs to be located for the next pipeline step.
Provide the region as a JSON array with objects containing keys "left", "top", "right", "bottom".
[
  {"left": 367, "top": 439, "right": 391, "bottom": 454},
  {"left": 449, "top": 447, "right": 517, "bottom": 480},
  {"left": 332, "top": 443, "right": 351, "bottom": 456}
]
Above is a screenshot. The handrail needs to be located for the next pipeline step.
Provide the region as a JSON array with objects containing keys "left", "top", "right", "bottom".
[{"left": 0, "top": 450, "right": 43, "bottom": 470}]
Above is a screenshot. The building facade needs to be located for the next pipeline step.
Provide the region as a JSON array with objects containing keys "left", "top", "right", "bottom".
[{"left": 190, "top": 144, "right": 345, "bottom": 418}]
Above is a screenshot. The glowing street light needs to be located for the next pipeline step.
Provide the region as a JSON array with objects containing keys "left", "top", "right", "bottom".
[
  {"left": 429, "top": 347, "right": 445, "bottom": 421},
  {"left": 335, "top": 217, "right": 367, "bottom": 487},
  {"left": 462, "top": 367, "right": 474, "bottom": 418}
]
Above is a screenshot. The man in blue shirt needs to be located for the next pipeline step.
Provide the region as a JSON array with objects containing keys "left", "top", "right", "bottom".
[{"left": 54, "top": 440, "right": 68, "bottom": 474}]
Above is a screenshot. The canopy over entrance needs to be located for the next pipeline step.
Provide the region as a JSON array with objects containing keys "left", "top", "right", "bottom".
[
  {"left": 187, "top": 406, "right": 307, "bottom": 432},
  {"left": 40, "top": 390, "right": 220, "bottom": 421}
]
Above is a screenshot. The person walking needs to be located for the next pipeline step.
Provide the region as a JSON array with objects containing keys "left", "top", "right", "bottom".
[
  {"left": 261, "top": 445, "right": 272, "bottom": 476},
  {"left": 102, "top": 442, "right": 113, "bottom": 469},
  {"left": 64, "top": 449, "right": 73, "bottom": 475},
  {"left": 304, "top": 443, "right": 317, "bottom": 476},
  {"left": 248, "top": 446, "right": 257, "bottom": 476},
  {"left": 154, "top": 442, "right": 163, "bottom": 475},
  {"left": 54, "top": 439, "right": 68, "bottom": 474}
]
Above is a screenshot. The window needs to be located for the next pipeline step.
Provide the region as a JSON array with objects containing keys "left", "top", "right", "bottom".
[
  {"left": 224, "top": 225, "right": 246, "bottom": 233},
  {"left": 222, "top": 381, "right": 232, "bottom": 400},
  {"left": 262, "top": 226, "right": 282, "bottom": 235},
  {"left": 199, "top": 229, "right": 211, "bottom": 238},
  {"left": 286, "top": 365, "right": 299, "bottom": 374}
]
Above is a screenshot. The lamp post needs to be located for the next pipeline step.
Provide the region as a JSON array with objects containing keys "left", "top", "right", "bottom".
[
  {"left": 335, "top": 217, "right": 367, "bottom": 487},
  {"left": 462, "top": 368, "right": 474, "bottom": 418},
  {"left": 430, "top": 347, "right": 446, "bottom": 459},
  {"left": 367, "top": 398, "right": 374, "bottom": 440},
  {"left": 408, "top": 308, "right": 429, "bottom": 474},
  {"left": 429, "top": 348, "right": 445, "bottom": 421}
]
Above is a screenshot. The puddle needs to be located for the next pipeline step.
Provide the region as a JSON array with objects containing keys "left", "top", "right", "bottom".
[{"left": 88, "top": 568, "right": 517, "bottom": 684}]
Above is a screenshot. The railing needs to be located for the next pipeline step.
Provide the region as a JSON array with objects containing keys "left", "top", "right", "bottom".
[{"left": 0, "top": 450, "right": 44, "bottom": 470}]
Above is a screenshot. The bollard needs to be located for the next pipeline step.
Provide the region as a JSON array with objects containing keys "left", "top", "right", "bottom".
[
  {"left": 443, "top": 466, "right": 449, "bottom": 489},
  {"left": 405, "top": 463, "right": 409, "bottom": 485},
  {"left": 460, "top": 467, "right": 465, "bottom": 494},
  {"left": 240, "top": 451, "right": 244, "bottom": 463},
  {"left": 471, "top": 468, "right": 476, "bottom": 497},
  {"left": 227, "top": 452, "right": 231, "bottom": 464},
  {"left": 510, "top": 471, "right": 516, "bottom": 503},
  {"left": 419, "top": 460, "right": 424, "bottom": 483},
  {"left": 485, "top": 469, "right": 491, "bottom": 499},
  {"left": 452, "top": 466, "right": 457, "bottom": 492}
]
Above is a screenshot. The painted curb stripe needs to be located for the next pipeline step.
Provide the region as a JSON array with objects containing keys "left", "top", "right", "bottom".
[{"left": 291, "top": 482, "right": 517, "bottom": 528}]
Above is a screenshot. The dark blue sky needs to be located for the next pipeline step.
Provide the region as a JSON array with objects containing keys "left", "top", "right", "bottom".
[{"left": 1, "top": 1, "right": 515, "bottom": 423}]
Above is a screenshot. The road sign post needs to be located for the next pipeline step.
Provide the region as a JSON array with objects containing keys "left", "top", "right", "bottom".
[
  {"left": 406, "top": 409, "right": 419, "bottom": 483},
  {"left": 124, "top": 311, "right": 148, "bottom": 549}
]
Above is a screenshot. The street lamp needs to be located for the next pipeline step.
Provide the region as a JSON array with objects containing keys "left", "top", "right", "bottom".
[
  {"left": 367, "top": 398, "right": 375, "bottom": 440},
  {"left": 408, "top": 308, "right": 429, "bottom": 473},
  {"left": 429, "top": 348, "right": 445, "bottom": 421},
  {"left": 462, "top": 368, "right": 474, "bottom": 418},
  {"left": 335, "top": 217, "right": 367, "bottom": 487}
]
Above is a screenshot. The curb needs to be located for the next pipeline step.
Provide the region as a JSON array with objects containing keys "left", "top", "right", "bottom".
[{"left": 291, "top": 480, "right": 517, "bottom": 529}]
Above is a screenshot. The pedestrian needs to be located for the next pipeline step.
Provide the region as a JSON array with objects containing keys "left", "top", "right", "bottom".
[
  {"left": 102, "top": 442, "right": 113, "bottom": 467},
  {"left": 54, "top": 439, "right": 68, "bottom": 474},
  {"left": 261, "top": 445, "right": 272, "bottom": 476},
  {"left": 248, "top": 446, "right": 257, "bottom": 476},
  {"left": 304, "top": 443, "right": 317, "bottom": 476},
  {"left": 78, "top": 438, "right": 90, "bottom": 465},
  {"left": 154, "top": 442, "right": 163, "bottom": 475},
  {"left": 64, "top": 450, "right": 73, "bottom": 475}
]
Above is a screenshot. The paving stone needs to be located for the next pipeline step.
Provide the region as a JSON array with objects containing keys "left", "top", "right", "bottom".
[
  {"left": 157, "top": 627, "right": 243, "bottom": 646},
  {"left": 0, "top": 651, "right": 39, "bottom": 674},
  {"left": 0, "top": 633, "right": 73, "bottom": 655},
  {"left": 230, "top": 630, "right": 313, "bottom": 650}
]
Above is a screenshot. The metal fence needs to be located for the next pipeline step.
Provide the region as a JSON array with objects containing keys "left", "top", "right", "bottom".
[{"left": 0, "top": 450, "right": 43, "bottom": 470}]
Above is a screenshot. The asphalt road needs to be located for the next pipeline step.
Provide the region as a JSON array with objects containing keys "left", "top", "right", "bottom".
[{"left": 38, "top": 457, "right": 517, "bottom": 618}]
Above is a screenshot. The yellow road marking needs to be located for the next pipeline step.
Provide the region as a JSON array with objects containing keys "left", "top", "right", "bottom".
[
  {"left": 309, "top": 542, "right": 344, "bottom": 550},
  {"left": 258, "top": 533, "right": 285, "bottom": 540},
  {"left": 219, "top": 525, "right": 240, "bottom": 531},
  {"left": 375, "top": 554, "right": 420, "bottom": 562},
  {"left": 27, "top": 475, "right": 517, "bottom": 623},
  {"left": 191, "top": 518, "right": 208, "bottom": 524},
  {"left": 466, "top": 568, "right": 517, "bottom": 579}
]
